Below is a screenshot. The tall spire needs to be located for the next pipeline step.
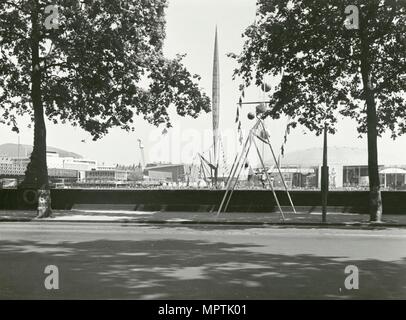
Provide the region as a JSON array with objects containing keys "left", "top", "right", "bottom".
[{"left": 212, "top": 26, "right": 220, "bottom": 169}]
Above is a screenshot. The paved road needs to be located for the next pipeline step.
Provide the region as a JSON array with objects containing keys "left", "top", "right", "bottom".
[{"left": 0, "top": 222, "right": 405, "bottom": 299}]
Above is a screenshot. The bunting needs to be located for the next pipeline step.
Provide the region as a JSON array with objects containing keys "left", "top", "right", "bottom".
[
  {"left": 219, "top": 137, "right": 229, "bottom": 176},
  {"left": 277, "top": 117, "right": 292, "bottom": 165},
  {"left": 236, "top": 85, "right": 245, "bottom": 145}
]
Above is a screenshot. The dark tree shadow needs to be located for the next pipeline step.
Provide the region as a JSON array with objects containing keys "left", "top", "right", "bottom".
[{"left": 0, "top": 238, "right": 405, "bottom": 299}]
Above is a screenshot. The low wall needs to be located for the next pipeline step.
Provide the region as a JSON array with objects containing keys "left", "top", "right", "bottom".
[{"left": 0, "top": 189, "right": 405, "bottom": 214}]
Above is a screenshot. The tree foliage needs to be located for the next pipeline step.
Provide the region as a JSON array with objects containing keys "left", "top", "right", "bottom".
[
  {"left": 0, "top": 0, "right": 211, "bottom": 139},
  {"left": 231, "top": 0, "right": 406, "bottom": 137}
]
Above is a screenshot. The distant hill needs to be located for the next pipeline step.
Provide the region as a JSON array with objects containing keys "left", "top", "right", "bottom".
[
  {"left": 0, "top": 143, "right": 82, "bottom": 159},
  {"left": 265, "top": 146, "right": 404, "bottom": 167}
]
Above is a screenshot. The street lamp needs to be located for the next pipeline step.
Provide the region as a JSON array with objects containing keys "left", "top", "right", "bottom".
[{"left": 321, "top": 123, "right": 329, "bottom": 223}]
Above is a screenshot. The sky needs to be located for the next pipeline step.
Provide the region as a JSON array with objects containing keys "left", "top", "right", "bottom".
[{"left": 1, "top": 0, "right": 405, "bottom": 166}]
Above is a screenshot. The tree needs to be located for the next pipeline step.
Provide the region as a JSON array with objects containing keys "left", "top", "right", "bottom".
[
  {"left": 230, "top": 0, "right": 406, "bottom": 222},
  {"left": 0, "top": 0, "right": 211, "bottom": 217}
]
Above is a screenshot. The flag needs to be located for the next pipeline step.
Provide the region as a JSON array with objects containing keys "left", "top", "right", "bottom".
[{"left": 237, "top": 120, "right": 243, "bottom": 144}]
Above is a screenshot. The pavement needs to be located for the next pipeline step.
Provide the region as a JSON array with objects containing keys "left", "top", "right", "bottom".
[
  {"left": 0, "top": 222, "right": 405, "bottom": 299},
  {"left": 1, "top": 209, "right": 406, "bottom": 228}
]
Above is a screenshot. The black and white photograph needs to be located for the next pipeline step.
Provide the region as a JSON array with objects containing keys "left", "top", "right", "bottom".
[{"left": 0, "top": 0, "right": 405, "bottom": 308}]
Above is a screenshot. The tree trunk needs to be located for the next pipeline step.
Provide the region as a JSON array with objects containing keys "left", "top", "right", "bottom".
[
  {"left": 363, "top": 81, "right": 382, "bottom": 223},
  {"left": 360, "top": 23, "right": 383, "bottom": 223},
  {"left": 20, "top": 1, "right": 52, "bottom": 218}
]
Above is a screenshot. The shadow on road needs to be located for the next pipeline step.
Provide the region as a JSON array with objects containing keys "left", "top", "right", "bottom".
[{"left": 0, "top": 238, "right": 405, "bottom": 299}]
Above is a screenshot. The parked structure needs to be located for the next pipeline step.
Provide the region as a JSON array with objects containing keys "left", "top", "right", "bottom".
[
  {"left": 263, "top": 147, "right": 406, "bottom": 190},
  {"left": 85, "top": 169, "right": 128, "bottom": 184},
  {"left": 144, "top": 163, "right": 186, "bottom": 183},
  {"left": 0, "top": 154, "right": 78, "bottom": 185}
]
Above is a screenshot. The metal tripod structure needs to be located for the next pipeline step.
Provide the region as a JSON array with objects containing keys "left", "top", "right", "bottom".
[
  {"left": 198, "top": 152, "right": 217, "bottom": 186},
  {"left": 197, "top": 134, "right": 229, "bottom": 188},
  {"left": 217, "top": 118, "right": 296, "bottom": 220}
]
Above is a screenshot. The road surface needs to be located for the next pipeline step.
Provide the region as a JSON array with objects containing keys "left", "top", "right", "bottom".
[{"left": 0, "top": 222, "right": 405, "bottom": 299}]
